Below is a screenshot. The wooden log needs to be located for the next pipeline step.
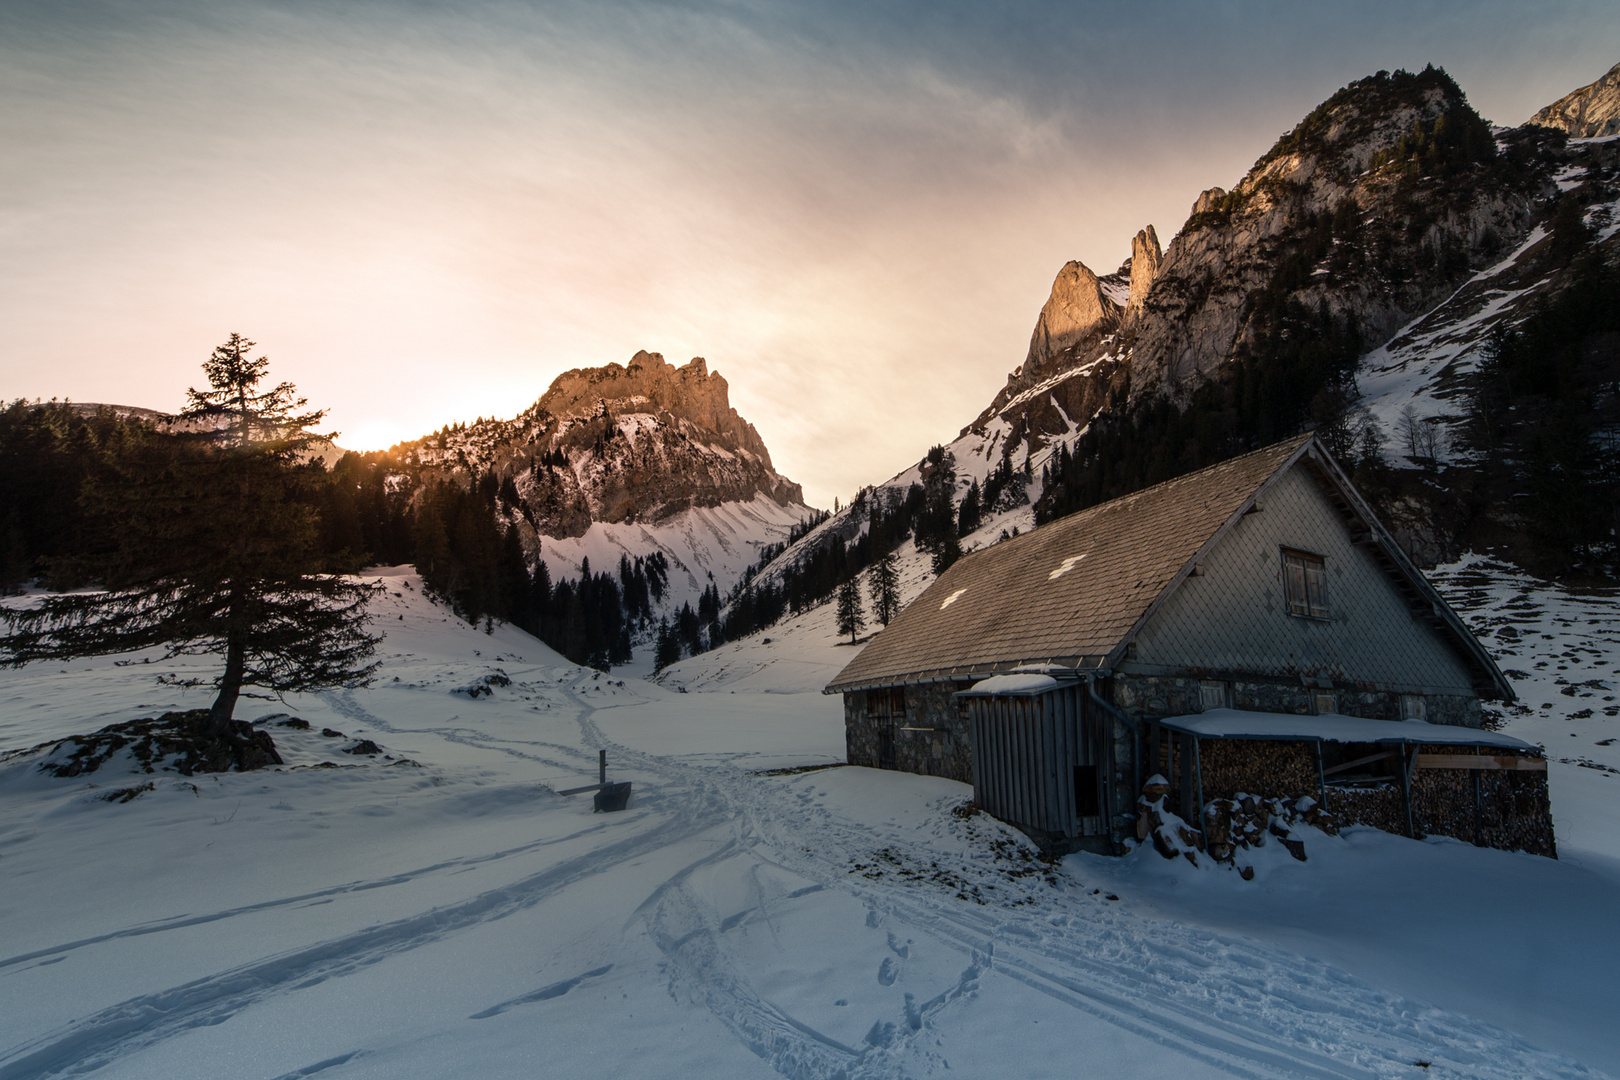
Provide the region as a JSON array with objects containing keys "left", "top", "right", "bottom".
[{"left": 1414, "top": 754, "right": 1547, "bottom": 772}]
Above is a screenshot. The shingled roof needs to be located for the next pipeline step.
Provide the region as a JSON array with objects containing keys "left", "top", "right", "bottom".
[{"left": 824, "top": 435, "right": 1513, "bottom": 698}]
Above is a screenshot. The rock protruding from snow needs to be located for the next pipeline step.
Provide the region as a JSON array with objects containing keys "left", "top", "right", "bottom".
[
  {"left": 1528, "top": 60, "right": 1620, "bottom": 138},
  {"left": 536, "top": 351, "right": 777, "bottom": 469},
  {"left": 1123, "top": 224, "right": 1162, "bottom": 324},
  {"left": 1022, "top": 261, "right": 1121, "bottom": 380},
  {"left": 964, "top": 259, "right": 1126, "bottom": 441}
]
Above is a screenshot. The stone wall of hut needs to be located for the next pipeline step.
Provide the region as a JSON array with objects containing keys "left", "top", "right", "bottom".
[{"left": 842, "top": 685, "right": 974, "bottom": 784}]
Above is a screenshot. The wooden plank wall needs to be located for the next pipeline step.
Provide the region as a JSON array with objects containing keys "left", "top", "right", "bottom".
[{"left": 969, "top": 688, "right": 1095, "bottom": 839}]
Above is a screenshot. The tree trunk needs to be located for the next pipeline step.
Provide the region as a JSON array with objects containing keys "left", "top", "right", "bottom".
[{"left": 209, "top": 632, "right": 245, "bottom": 734}]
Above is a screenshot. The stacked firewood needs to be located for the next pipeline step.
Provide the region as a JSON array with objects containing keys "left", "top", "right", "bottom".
[
  {"left": 1134, "top": 774, "right": 1206, "bottom": 866},
  {"left": 1201, "top": 793, "right": 1335, "bottom": 874},
  {"left": 1198, "top": 739, "right": 1318, "bottom": 802},
  {"left": 1322, "top": 784, "right": 1406, "bottom": 835}
]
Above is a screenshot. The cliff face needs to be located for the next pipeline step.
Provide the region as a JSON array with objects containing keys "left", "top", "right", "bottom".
[
  {"left": 399, "top": 351, "right": 805, "bottom": 539},
  {"left": 1529, "top": 60, "right": 1620, "bottom": 138},
  {"left": 963, "top": 66, "right": 1579, "bottom": 454},
  {"left": 1126, "top": 68, "right": 1539, "bottom": 400}
]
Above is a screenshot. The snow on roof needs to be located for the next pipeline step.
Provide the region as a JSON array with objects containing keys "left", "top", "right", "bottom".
[
  {"left": 1160, "top": 708, "right": 1536, "bottom": 750},
  {"left": 955, "top": 673, "right": 1065, "bottom": 697}
]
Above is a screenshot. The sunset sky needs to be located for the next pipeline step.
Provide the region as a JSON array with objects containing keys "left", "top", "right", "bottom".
[{"left": 3, "top": 0, "right": 1615, "bottom": 509}]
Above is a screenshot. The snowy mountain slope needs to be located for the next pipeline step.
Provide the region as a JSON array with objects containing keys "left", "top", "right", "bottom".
[
  {"left": 536, "top": 494, "right": 812, "bottom": 614},
  {"left": 1426, "top": 555, "right": 1620, "bottom": 835},
  {"left": 383, "top": 350, "right": 815, "bottom": 619},
  {"left": 655, "top": 532, "right": 943, "bottom": 694},
  {"left": 1357, "top": 141, "right": 1620, "bottom": 459},
  {"left": 3, "top": 568, "right": 1619, "bottom": 1078}
]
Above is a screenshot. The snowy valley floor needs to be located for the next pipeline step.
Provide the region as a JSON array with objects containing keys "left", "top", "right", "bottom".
[{"left": 2, "top": 563, "right": 1619, "bottom": 1079}]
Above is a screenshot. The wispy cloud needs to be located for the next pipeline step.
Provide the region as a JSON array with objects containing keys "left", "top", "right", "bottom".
[{"left": 1, "top": 0, "right": 1615, "bottom": 505}]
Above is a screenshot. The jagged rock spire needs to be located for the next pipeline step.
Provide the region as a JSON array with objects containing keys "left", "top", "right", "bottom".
[
  {"left": 1023, "top": 260, "right": 1119, "bottom": 378},
  {"left": 1124, "top": 225, "right": 1162, "bottom": 324}
]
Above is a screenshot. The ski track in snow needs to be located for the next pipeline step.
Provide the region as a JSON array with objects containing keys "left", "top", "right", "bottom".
[
  {"left": 1, "top": 598, "right": 1610, "bottom": 1079},
  {"left": 586, "top": 688, "right": 1597, "bottom": 1079}
]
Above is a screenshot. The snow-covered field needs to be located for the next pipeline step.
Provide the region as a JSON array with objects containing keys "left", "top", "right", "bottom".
[{"left": 2, "top": 560, "right": 1618, "bottom": 1079}]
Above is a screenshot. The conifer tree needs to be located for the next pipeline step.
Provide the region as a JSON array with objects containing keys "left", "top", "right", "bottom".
[
  {"left": 957, "top": 478, "right": 982, "bottom": 537},
  {"left": 868, "top": 551, "right": 900, "bottom": 626},
  {"left": 929, "top": 534, "right": 963, "bottom": 576},
  {"left": 0, "top": 336, "right": 383, "bottom": 736},
  {"left": 654, "top": 617, "right": 680, "bottom": 671},
  {"left": 835, "top": 577, "right": 865, "bottom": 643},
  {"left": 183, "top": 333, "right": 325, "bottom": 448}
]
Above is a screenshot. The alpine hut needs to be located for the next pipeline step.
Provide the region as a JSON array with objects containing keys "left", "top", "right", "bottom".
[{"left": 824, "top": 435, "right": 1552, "bottom": 857}]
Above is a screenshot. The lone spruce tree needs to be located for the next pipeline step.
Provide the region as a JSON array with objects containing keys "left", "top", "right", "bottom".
[
  {"left": 835, "top": 577, "right": 865, "bottom": 644},
  {"left": 0, "top": 335, "right": 383, "bottom": 736},
  {"left": 868, "top": 551, "right": 899, "bottom": 627}
]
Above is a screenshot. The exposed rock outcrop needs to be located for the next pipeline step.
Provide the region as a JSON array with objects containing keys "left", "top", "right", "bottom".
[
  {"left": 1128, "top": 68, "right": 1537, "bottom": 400},
  {"left": 1022, "top": 261, "right": 1119, "bottom": 380},
  {"left": 949, "top": 65, "right": 1595, "bottom": 491},
  {"left": 1528, "top": 60, "right": 1620, "bottom": 138},
  {"left": 963, "top": 258, "right": 1128, "bottom": 448},
  {"left": 1123, "top": 225, "right": 1162, "bottom": 323},
  {"left": 399, "top": 351, "right": 805, "bottom": 539}
]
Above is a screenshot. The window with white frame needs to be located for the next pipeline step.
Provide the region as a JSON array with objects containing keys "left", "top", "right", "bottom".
[
  {"left": 1282, "top": 549, "right": 1330, "bottom": 619},
  {"left": 1314, "top": 692, "right": 1337, "bottom": 715},
  {"left": 1400, "top": 694, "right": 1426, "bottom": 721},
  {"left": 1199, "top": 680, "right": 1228, "bottom": 711}
]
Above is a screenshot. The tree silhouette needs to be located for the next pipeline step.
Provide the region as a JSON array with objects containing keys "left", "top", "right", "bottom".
[
  {"left": 0, "top": 336, "right": 382, "bottom": 736},
  {"left": 868, "top": 551, "right": 900, "bottom": 626},
  {"left": 835, "top": 577, "right": 865, "bottom": 643}
]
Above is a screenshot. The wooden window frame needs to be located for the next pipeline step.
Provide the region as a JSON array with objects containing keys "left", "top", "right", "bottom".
[
  {"left": 1198, "top": 680, "right": 1228, "bottom": 711},
  {"left": 1400, "top": 694, "right": 1426, "bottom": 721},
  {"left": 1281, "top": 548, "right": 1330, "bottom": 620},
  {"left": 866, "top": 686, "right": 907, "bottom": 721}
]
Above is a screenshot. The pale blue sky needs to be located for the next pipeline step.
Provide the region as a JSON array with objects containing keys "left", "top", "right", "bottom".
[{"left": 2, "top": 0, "right": 1614, "bottom": 507}]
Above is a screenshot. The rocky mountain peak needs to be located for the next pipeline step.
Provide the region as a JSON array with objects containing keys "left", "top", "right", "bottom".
[
  {"left": 947, "top": 63, "right": 1576, "bottom": 477},
  {"left": 400, "top": 350, "right": 805, "bottom": 539},
  {"left": 1529, "top": 60, "right": 1620, "bottom": 138},
  {"left": 1122, "top": 65, "right": 1513, "bottom": 399},
  {"left": 536, "top": 350, "right": 773, "bottom": 466},
  {"left": 1023, "top": 260, "right": 1119, "bottom": 379},
  {"left": 959, "top": 257, "right": 1127, "bottom": 443},
  {"left": 1124, "top": 225, "right": 1162, "bottom": 323},
  {"left": 1251, "top": 65, "right": 1471, "bottom": 182}
]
